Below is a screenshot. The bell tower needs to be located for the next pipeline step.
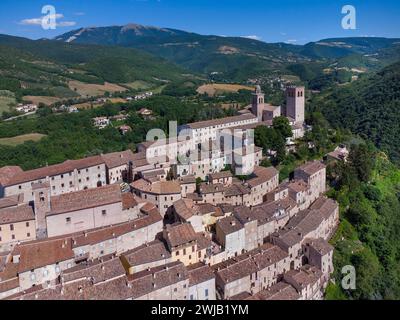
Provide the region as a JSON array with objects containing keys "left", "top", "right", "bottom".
[
  {"left": 286, "top": 86, "right": 305, "bottom": 124},
  {"left": 251, "top": 85, "right": 264, "bottom": 122},
  {"left": 33, "top": 182, "right": 51, "bottom": 239}
]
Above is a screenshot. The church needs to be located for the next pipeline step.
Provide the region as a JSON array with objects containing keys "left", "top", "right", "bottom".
[{"left": 249, "top": 85, "right": 306, "bottom": 139}]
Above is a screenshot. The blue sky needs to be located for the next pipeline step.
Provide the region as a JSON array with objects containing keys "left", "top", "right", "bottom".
[{"left": 0, "top": 0, "right": 399, "bottom": 44}]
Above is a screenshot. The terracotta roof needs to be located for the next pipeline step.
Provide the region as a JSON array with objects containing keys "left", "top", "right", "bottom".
[
  {"left": 246, "top": 166, "right": 278, "bottom": 188},
  {"left": 274, "top": 197, "right": 338, "bottom": 247},
  {"left": 0, "top": 156, "right": 105, "bottom": 187},
  {"left": 121, "top": 192, "right": 138, "bottom": 210},
  {"left": 173, "top": 198, "right": 197, "bottom": 220},
  {"left": 184, "top": 114, "right": 257, "bottom": 130},
  {"left": 0, "top": 166, "right": 23, "bottom": 186},
  {"left": 250, "top": 197, "right": 297, "bottom": 225},
  {"left": 101, "top": 150, "right": 136, "bottom": 169},
  {"left": 0, "top": 277, "right": 19, "bottom": 293},
  {"left": 0, "top": 195, "right": 23, "bottom": 210},
  {"left": 246, "top": 282, "right": 300, "bottom": 300},
  {"left": 125, "top": 261, "right": 188, "bottom": 299},
  {"left": 164, "top": 223, "right": 197, "bottom": 248},
  {"left": 0, "top": 204, "right": 35, "bottom": 225},
  {"left": 179, "top": 175, "right": 196, "bottom": 184},
  {"left": 195, "top": 232, "right": 212, "bottom": 251},
  {"left": 131, "top": 179, "right": 181, "bottom": 195},
  {"left": 224, "top": 183, "right": 251, "bottom": 197},
  {"left": 13, "top": 238, "right": 75, "bottom": 273},
  {"left": 199, "top": 183, "right": 224, "bottom": 194},
  {"left": 288, "top": 180, "right": 310, "bottom": 193},
  {"left": 296, "top": 161, "right": 326, "bottom": 176},
  {"left": 48, "top": 184, "right": 122, "bottom": 216},
  {"left": 208, "top": 171, "right": 233, "bottom": 181},
  {"left": 122, "top": 240, "right": 171, "bottom": 267},
  {"left": 284, "top": 265, "right": 323, "bottom": 290},
  {"left": 62, "top": 256, "right": 125, "bottom": 284},
  {"left": 216, "top": 216, "right": 243, "bottom": 235},
  {"left": 71, "top": 209, "right": 162, "bottom": 247},
  {"left": 229, "top": 291, "right": 252, "bottom": 300},
  {"left": 303, "top": 238, "right": 333, "bottom": 256},
  {"left": 187, "top": 263, "right": 215, "bottom": 286},
  {"left": 213, "top": 244, "right": 288, "bottom": 284},
  {"left": 197, "top": 203, "right": 217, "bottom": 215}
]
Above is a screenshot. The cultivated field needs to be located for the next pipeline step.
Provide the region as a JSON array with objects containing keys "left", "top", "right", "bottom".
[
  {"left": 124, "top": 80, "right": 152, "bottom": 90},
  {"left": 0, "top": 96, "right": 16, "bottom": 113},
  {"left": 22, "top": 96, "right": 61, "bottom": 106},
  {"left": 197, "top": 83, "right": 253, "bottom": 96},
  {"left": 68, "top": 81, "right": 127, "bottom": 97},
  {"left": 0, "top": 133, "right": 47, "bottom": 146}
]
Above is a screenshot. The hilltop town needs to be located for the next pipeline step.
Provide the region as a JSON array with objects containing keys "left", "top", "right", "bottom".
[{"left": 0, "top": 86, "right": 340, "bottom": 300}]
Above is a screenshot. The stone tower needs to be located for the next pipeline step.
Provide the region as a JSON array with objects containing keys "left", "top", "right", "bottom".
[
  {"left": 33, "top": 182, "right": 51, "bottom": 239},
  {"left": 286, "top": 86, "right": 305, "bottom": 124},
  {"left": 251, "top": 85, "right": 264, "bottom": 122}
]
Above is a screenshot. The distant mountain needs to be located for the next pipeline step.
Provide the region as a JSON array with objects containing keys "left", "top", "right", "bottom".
[
  {"left": 55, "top": 24, "right": 400, "bottom": 81},
  {"left": 301, "top": 37, "right": 400, "bottom": 59},
  {"left": 0, "top": 33, "right": 189, "bottom": 100},
  {"left": 55, "top": 24, "right": 311, "bottom": 81}
]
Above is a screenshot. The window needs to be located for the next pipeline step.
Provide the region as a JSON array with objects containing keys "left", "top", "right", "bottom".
[
  {"left": 19, "top": 185, "right": 22, "bottom": 190},
  {"left": 27, "top": 233, "right": 30, "bottom": 237},
  {"left": 183, "top": 249, "right": 186, "bottom": 255},
  {"left": 176, "top": 251, "right": 180, "bottom": 256},
  {"left": 205, "top": 289, "right": 209, "bottom": 297},
  {"left": 12, "top": 234, "right": 15, "bottom": 240},
  {"left": 190, "top": 295, "right": 194, "bottom": 300},
  {"left": 102, "top": 210, "right": 107, "bottom": 216},
  {"left": 86, "top": 177, "right": 90, "bottom": 181},
  {"left": 26, "top": 222, "right": 30, "bottom": 227},
  {"left": 61, "top": 183, "right": 65, "bottom": 188},
  {"left": 61, "top": 174, "right": 64, "bottom": 179},
  {"left": 66, "top": 217, "right": 71, "bottom": 223},
  {"left": 10, "top": 224, "right": 14, "bottom": 231}
]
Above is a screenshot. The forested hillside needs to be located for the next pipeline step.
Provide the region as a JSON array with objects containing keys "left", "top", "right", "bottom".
[
  {"left": 0, "top": 34, "right": 188, "bottom": 100},
  {"left": 0, "top": 96, "right": 231, "bottom": 170},
  {"left": 310, "top": 61, "right": 400, "bottom": 164}
]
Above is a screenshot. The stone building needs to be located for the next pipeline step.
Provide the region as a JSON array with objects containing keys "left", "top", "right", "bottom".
[
  {"left": 0, "top": 203, "right": 36, "bottom": 248},
  {"left": 131, "top": 179, "right": 182, "bottom": 216},
  {"left": 163, "top": 223, "right": 211, "bottom": 266},
  {"left": 294, "top": 161, "right": 326, "bottom": 203},
  {"left": 33, "top": 184, "right": 140, "bottom": 238},
  {"left": 213, "top": 243, "right": 290, "bottom": 299},
  {"left": 187, "top": 263, "right": 216, "bottom": 300},
  {"left": 120, "top": 240, "right": 172, "bottom": 274},
  {"left": 0, "top": 156, "right": 107, "bottom": 203}
]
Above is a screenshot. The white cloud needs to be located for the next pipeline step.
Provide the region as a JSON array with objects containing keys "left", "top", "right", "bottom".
[
  {"left": 18, "top": 13, "right": 76, "bottom": 27},
  {"left": 240, "top": 35, "right": 262, "bottom": 41},
  {"left": 285, "top": 39, "right": 298, "bottom": 44},
  {"left": 74, "top": 12, "right": 85, "bottom": 16},
  {"left": 280, "top": 32, "right": 287, "bottom": 36}
]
